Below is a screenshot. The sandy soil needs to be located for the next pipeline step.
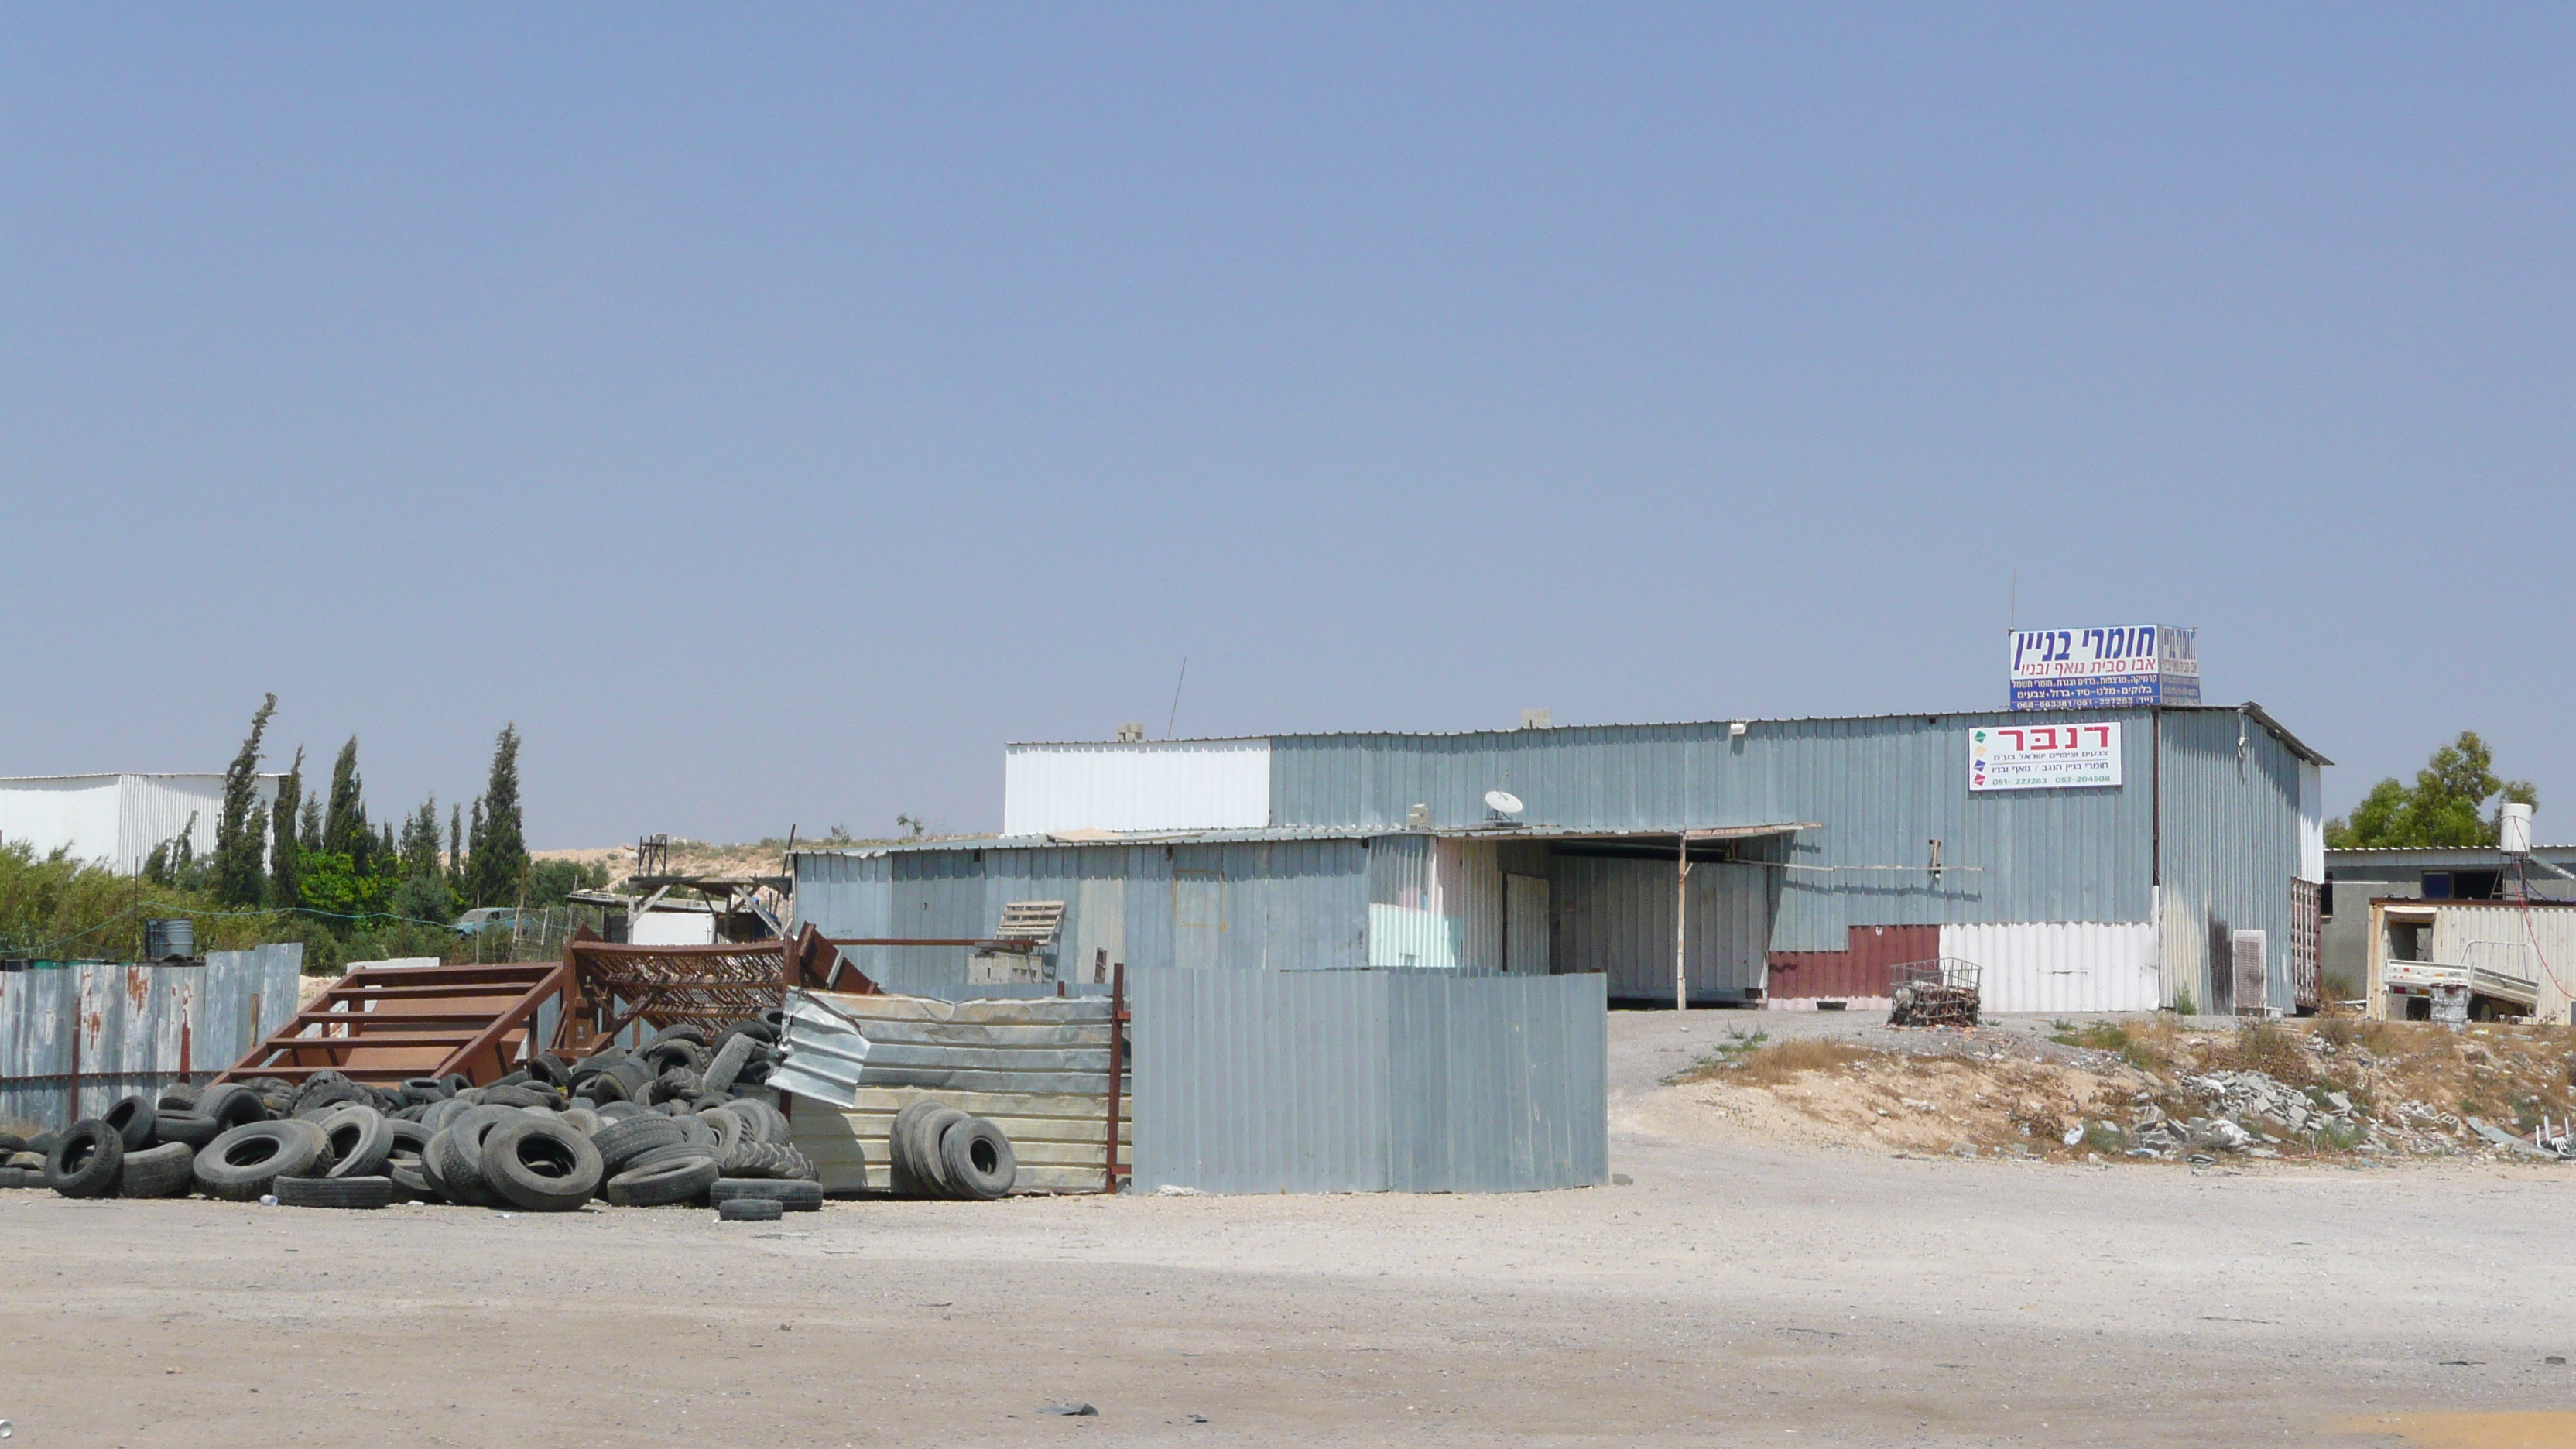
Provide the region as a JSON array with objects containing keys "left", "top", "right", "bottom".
[{"left": 3, "top": 1014, "right": 2573, "bottom": 1447}]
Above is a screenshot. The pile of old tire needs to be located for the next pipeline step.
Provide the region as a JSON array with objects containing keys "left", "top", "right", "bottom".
[
  {"left": 0, "top": 1129, "right": 53, "bottom": 1188},
  {"left": 888, "top": 1100, "right": 1017, "bottom": 1201}
]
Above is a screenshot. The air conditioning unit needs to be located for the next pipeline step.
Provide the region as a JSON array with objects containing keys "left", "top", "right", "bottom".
[{"left": 2231, "top": 930, "right": 2269, "bottom": 1016}]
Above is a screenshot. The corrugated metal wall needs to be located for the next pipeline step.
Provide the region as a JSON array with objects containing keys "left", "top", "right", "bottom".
[
  {"left": 1939, "top": 922, "right": 2161, "bottom": 1013},
  {"left": 1003, "top": 741, "right": 1271, "bottom": 835},
  {"left": 2156, "top": 711, "right": 2305, "bottom": 1012},
  {"left": 1128, "top": 968, "right": 1606, "bottom": 1194},
  {"left": 0, "top": 944, "right": 303, "bottom": 1129},
  {"left": 1267, "top": 711, "right": 2158, "bottom": 932},
  {"left": 793, "top": 839, "right": 1371, "bottom": 994},
  {"left": 1549, "top": 855, "right": 1769, "bottom": 1002},
  {"left": 1766, "top": 923, "right": 1940, "bottom": 1002}
]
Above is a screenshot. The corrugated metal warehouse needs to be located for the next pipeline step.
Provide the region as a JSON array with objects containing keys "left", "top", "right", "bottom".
[{"left": 795, "top": 704, "right": 2328, "bottom": 1014}]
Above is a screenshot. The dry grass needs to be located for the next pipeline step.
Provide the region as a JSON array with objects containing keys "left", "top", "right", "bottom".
[{"left": 1725, "top": 1039, "right": 1880, "bottom": 1086}]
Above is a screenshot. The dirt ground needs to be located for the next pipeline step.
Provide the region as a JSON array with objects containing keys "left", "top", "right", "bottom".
[{"left": 5, "top": 1012, "right": 2574, "bottom": 1447}]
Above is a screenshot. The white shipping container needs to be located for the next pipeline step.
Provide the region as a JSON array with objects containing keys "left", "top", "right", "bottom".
[{"left": 1940, "top": 921, "right": 2163, "bottom": 1014}]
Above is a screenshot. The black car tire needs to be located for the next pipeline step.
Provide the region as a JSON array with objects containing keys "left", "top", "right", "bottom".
[
  {"left": 480, "top": 1116, "right": 603, "bottom": 1211},
  {"left": 154, "top": 1112, "right": 224, "bottom": 1149},
  {"left": 156, "top": 1082, "right": 201, "bottom": 1112},
  {"left": 276, "top": 1174, "right": 394, "bottom": 1209},
  {"left": 711, "top": 1177, "right": 824, "bottom": 1212},
  {"left": 318, "top": 1105, "right": 393, "bottom": 1178},
  {"left": 591, "top": 1115, "right": 687, "bottom": 1173},
  {"left": 116, "top": 1142, "right": 197, "bottom": 1197},
  {"left": 195, "top": 1084, "right": 267, "bottom": 1129},
  {"left": 194, "top": 1120, "right": 334, "bottom": 1201},
  {"left": 46, "top": 1121, "right": 125, "bottom": 1197},
  {"left": 101, "top": 1094, "right": 158, "bottom": 1150},
  {"left": 604, "top": 1153, "right": 720, "bottom": 1207},
  {"left": 938, "top": 1115, "right": 1018, "bottom": 1201},
  {"left": 891, "top": 1103, "right": 968, "bottom": 1197},
  {"left": 717, "top": 1195, "right": 783, "bottom": 1222}
]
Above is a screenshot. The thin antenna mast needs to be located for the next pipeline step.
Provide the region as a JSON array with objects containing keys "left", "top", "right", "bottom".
[{"left": 1165, "top": 656, "right": 1188, "bottom": 739}]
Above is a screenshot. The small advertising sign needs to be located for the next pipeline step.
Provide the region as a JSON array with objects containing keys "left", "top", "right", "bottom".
[
  {"left": 2009, "top": 626, "right": 2198, "bottom": 711},
  {"left": 1970, "top": 721, "right": 2122, "bottom": 791}
]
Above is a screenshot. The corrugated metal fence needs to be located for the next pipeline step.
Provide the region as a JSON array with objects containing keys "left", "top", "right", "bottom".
[
  {"left": 0, "top": 944, "right": 303, "bottom": 1130},
  {"left": 1129, "top": 968, "right": 1607, "bottom": 1194}
]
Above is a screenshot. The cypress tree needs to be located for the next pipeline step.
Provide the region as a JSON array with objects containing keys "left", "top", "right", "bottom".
[
  {"left": 212, "top": 694, "right": 276, "bottom": 907},
  {"left": 399, "top": 799, "right": 443, "bottom": 882},
  {"left": 268, "top": 746, "right": 305, "bottom": 909},
  {"left": 448, "top": 803, "right": 464, "bottom": 886},
  {"left": 299, "top": 794, "right": 324, "bottom": 854},
  {"left": 468, "top": 724, "right": 528, "bottom": 907},
  {"left": 324, "top": 737, "right": 372, "bottom": 870}
]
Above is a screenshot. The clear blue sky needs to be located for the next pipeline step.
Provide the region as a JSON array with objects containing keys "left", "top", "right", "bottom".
[{"left": 6, "top": 7, "right": 2570, "bottom": 847}]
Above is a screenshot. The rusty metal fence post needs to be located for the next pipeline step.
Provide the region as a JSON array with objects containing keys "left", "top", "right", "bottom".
[{"left": 1104, "top": 959, "right": 1127, "bottom": 1194}]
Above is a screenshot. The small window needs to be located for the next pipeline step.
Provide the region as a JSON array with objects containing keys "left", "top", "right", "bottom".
[
  {"left": 2320, "top": 872, "right": 2336, "bottom": 920},
  {"left": 2453, "top": 869, "right": 2500, "bottom": 900},
  {"left": 2422, "top": 872, "right": 2453, "bottom": 899}
]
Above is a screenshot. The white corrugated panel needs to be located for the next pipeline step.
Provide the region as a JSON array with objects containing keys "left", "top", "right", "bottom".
[
  {"left": 1003, "top": 742, "right": 1271, "bottom": 835},
  {"left": 0, "top": 777, "right": 126, "bottom": 870},
  {"left": 631, "top": 909, "right": 718, "bottom": 946},
  {"left": 1941, "top": 922, "right": 2162, "bottom": 1013},
  {"left": 2297, "top": 760, "right": 2325, "bottom": 884},
  {"left": 0, "top": 774, "right": 277, "bottom": 873},
  {"left": 2431, "top": 904, "right": 2576, "bottom": 1026}
]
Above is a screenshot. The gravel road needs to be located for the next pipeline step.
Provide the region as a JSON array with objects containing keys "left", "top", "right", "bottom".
[{"left": 2, "top": 1012, "right": 2568, "bottom": 1447}]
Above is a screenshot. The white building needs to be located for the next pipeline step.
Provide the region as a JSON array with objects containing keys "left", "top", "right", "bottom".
[{"left": 0, "top": 773, "right": 282, "bottom": 874}]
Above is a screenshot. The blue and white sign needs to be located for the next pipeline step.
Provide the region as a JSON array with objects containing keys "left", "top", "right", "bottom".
[
  {"left": 1971, "top": 721, "right": 2123, "bottom": 791},
  {"left": 2009, "top": 625, "right": 2199, "bottom": 711}
]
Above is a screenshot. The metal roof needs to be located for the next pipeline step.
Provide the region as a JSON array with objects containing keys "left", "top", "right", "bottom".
[
  {"left": 793, "top": 820, "right": 1818, "bottom": 858},
  {"left": 1010, "top": 701, "right": 2331, "bottom": 767}
]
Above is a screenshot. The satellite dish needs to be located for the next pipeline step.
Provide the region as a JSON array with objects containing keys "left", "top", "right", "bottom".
[{"left": 1484, "top": 790, "right": 1524, "bottom": 816}]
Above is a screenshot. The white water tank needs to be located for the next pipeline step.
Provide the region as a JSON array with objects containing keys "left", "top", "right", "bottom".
[{"left": 2501, "top": 802, "right": 2536, "bottom": 856}]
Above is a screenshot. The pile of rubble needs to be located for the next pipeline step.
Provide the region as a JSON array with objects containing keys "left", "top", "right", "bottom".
[
  {"left": 0, "top": 1012, "right": 852, "bottom": 1219},
  {"left": 2088, "top": 1066, "right": 2575, "bottom": 1164}
]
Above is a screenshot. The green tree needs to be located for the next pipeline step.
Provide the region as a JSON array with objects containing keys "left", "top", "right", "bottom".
[
  {"left": 212, "top": 694, "right": 276, "bottom": 907},
  {"left": 298, "top": 793, "right": 323, "bottom": 854},
  {"left": 2326, "top": 731, "right": 2538, "bottom": 848},
  {"left": 447, "top": 803, "right": 464, "bottom": 889},
  {"left": 466, "top": 724, "right": 527, "bottom": 907},
  {"left": 323, "top": 737, "right": 375, "bottom": 873},
  {"left": 269, "top": 746, "right": 304, "bottom": 909},
  {"left": 398, "top": 798, "right": 444, "bottom": 882}
]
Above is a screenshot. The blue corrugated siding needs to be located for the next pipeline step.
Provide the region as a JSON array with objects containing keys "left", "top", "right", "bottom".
[
  {"left": 1129, "top": 968, "right": 1605, "bottom": 1194},
  {"left": 1269, "top": 711, "right": 2158, "bottom": 929},
  {"left": 2156, "top": 711, "right": 2304, "bottom": 1011},
  {"left": 791, "top": 839, "right": 1370, "bottom": 992}
]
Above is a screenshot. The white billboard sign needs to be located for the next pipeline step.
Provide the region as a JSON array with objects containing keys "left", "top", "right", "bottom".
[
  {"left": 2009, "top": 625, "right": 2199, "bottom": 710},
  {"left": 1969, "top": 721, "right": 2122, "bottom": 791}
]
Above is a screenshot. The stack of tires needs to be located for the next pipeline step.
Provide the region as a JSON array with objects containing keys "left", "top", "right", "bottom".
[
  {"left": 2, "top": 1010, "right": 821, "bottom": 1216},
  {"left": 889, "top": 1101, "right": 1018, "bottom": 1201}
]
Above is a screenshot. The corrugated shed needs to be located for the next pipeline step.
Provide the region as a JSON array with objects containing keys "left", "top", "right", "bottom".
[
  {"left": 2156, "top": 710, "right": 2305, "bottom": 1012},
  {"left": 1766, "top": 924, "right": 1940, "bottom": 1001},
  {"left": 1549, "top": 855, "right": 1769, "bottom": 1002},
  {"left": 1939, "top": 923, "right": 2162, "bottom": 1013},
  {"left": 1003, "top": 740, "right": 1271, "bottom": 835},
  {"left": 1127, "top": 968, "right": 1605, "bottom": 1194},
  {"left": 1267, "top": 711, "right": 2158, "bottom": 930},
  {"left": 0, "top": 944, "right": 300, "bottom": 1129}
]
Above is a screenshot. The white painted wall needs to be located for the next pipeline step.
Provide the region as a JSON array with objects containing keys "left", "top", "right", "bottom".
[
  {"left": 1003, "top": 741, "right": 1272, "bottom": 835},
  {"left": 1941, "top": 921, "right": 2163, "bottom": 1014},
  {"left": 0, "top": 774, "right": 276, "bottom": 874}
]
